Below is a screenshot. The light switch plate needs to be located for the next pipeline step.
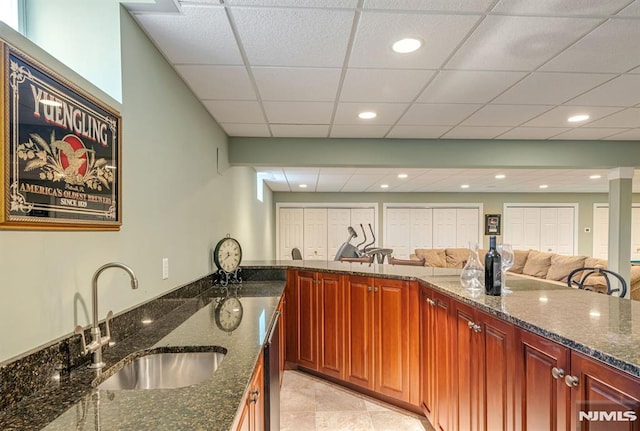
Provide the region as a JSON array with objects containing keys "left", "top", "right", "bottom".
[{"left": 162, "top": 258, "right": 169, "bottom": 279}]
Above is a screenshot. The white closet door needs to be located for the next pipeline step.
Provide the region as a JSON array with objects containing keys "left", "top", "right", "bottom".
[
  {"left": 593, "top": 206, "right": 609, "bottom": 259},
  {"left": 410, "top": 208, "right": 433, "bottom": 253},
  {"left": 504, "top": 207, "right": 525, "bottom": 250},
  {"left": 327, "top": 208, "right": 351, "bottom": 261},
  {"left": 279, "top": 208, "right": 303, "bottom": 260},
  {"left": 523, "top": 207, "right": 541, "bottom": 251},
  {"left": 303, "top": 208, "right": 328, "bottom": 260},
  {"left": 540, "top": 208, "right": 559, "bottom": 253},
  {"left": 456, "top": 208, "right": 480, "bottom": 248},
  {"left": 556, "top": 207, "right": 575, "bottom": 255},
  {"left": 385, "top": 208, "right": 411, "bottom": 258},
  {"left": 632, "top": 208, "right": 640, "bottom": 261},
  {"left": 433, "top": 208, "right": 457, "bottom": 248},
  {"left": 351, "top": 208, "right": 376, "bottom": 247}
]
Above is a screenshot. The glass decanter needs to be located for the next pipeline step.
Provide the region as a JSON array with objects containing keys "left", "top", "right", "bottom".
[{"left": 459, "top": 242, "right": 485, "bottom": 291}]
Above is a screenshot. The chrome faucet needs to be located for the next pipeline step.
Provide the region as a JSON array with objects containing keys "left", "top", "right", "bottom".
[{"left": 74, "top": 262, "right": 138, "bottom": 368}]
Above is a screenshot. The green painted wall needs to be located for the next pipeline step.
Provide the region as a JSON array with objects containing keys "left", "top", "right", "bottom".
[
  {"left": 0, "top": 9, "right": 273, "bottom": 364},
  {"left": 274, "top": 191, "right": 640, "bottom": 255}
]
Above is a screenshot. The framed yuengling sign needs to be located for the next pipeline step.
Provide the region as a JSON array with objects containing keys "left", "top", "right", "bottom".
[{"left": 0, "top": 41, "right": 121, "bottom": 230}]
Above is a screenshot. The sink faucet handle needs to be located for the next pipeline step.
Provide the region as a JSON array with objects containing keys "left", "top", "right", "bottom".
[
  {"left": 104, "top": 310, "right": 114, "bottom": 345},
  {"left": 74, "top": 325, "right": 88, "bottom": 355}
]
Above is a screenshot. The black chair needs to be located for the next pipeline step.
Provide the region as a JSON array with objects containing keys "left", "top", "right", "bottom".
[
  {"left": 291, "top": 247, "right": 302, "bottom": 260},
  {"left": 567, "top": 267, "right": 627, "bottom": 298}
]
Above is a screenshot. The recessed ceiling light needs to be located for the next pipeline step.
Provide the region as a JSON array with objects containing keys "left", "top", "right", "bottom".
[
  {"left": 568, "top": 114, "right": 589, "bottom": 123},
  {"left": 380, "top": 184, "right": 389, "bottom": 189},
  {"left": 358, "top": 111, "right": 377, "bottom": 120},
  {"left": 495, "top": 174, "right": 506, "bottom": 179},
  {"left": 299, "top": 184, "right": 307, "bottom": 188},
  {"left": 392, "top": 38, "right": 422, "bottom": 54},
  {"left": 539, "top": 184, "right": 549, "bottom": 189},
  {"left": 398, "top": 173, "right": 408, "bottom": 179},
  {"left": 461, "top": 184, "right": 470, "bottom": 189},
  {"left": 589, "top": 174, "right": 601, "bottom": 179}
]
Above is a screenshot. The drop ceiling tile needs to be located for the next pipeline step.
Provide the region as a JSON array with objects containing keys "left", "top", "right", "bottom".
[
  {"left": 522, "top": 106, "right": 623, "bottom": 127},
  {"left": 225, "top": 0, "right": 357, "bottom": 6},
  {"left": 341, "top": 174, "right": 386, "bottom": 192},
  {"left": 462, "top": 105, "right": 552, "bottom": 126},
  {"left": 220, "top": 123, "right": 270, "bottom": 136},
  {"left": 617, "top": 1, "right": 640, "bottom": 16},
  {"left": 363, "top": 0, "right": 495, "bottom": 12},
  {"left": 631, "top": 66, "right": 640, "bottom": 74},
  {"left": 492, "top": 0, "right": 632, "bottom": 16},
  {"left": 135, "top": 6, "right": 242, "bottom": 65},
  {"left": 340, "top": 69, "right": 435, "bottom": 103},
  {"left": 552, "top": 128, "right": 628, "bottom": 139},
  {"left": 230, "top": 7, "right": 354, "bottom": 67},
  {"left": 541, "top": 19, "right": 640, "bottom": 73},
  {"left": 566, "top": 74, "right": 640, "bottom": 106},
  {"left": 263, "top": 101, "right": 333, "bottom": 124},
  {"left": 603, "top": 128, "right": 640, "bottom": 140},
  {"left": 386, "top": 125, "right": 452, "bottom": 138},
  {"left": 446, "top": 16, "right": 601, "bottom": 70},
  {"left": 203, "top": 100, "right": 264, "bottom": 123},
  {"left": 442, "top": 126, "right": 511, "bottom": 139},
  {"left": 418, "top": 71, "right": 527, "bottom": 104},
  {"left": 330, "top": 125, "right": 392, "bottom": 138},
  {"left": 253, "top": 67, "right": 341, "bottom": 101},
  {"left": 349, "top": 12, "right": 481, "bottom": 69},
  {"left": 494, "top": 72, "right": 617, "bottom": 105},
  {"left": 271, "top": 125, "right": 330, "bottom": 137},
  {"left": 175, "top": 65, "right": 256, "bottom": 99},
  {"left": 333, "top": 102, "right": 408, "bottom": 125},
  {"left": 264, "top": 181, "right": 290, "bottom": 192},
  {"left": 586, "top": 108, "right": 640, "bottom": 127},
  {"left": 398, "top": 104, "right": 482, "bottom": 126},
  {"left": 317, "top": 175, "right": 353, "bottom": 192},
  {"left": 496, "top": 127, "right": 571, "bottom": 139}
]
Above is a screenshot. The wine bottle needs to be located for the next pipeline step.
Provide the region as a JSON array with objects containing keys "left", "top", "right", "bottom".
[{"left": 484, "top": 235, "right": 502, "bottom": 296}]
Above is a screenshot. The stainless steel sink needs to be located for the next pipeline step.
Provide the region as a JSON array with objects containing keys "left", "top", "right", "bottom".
[{"left": 97, "top": 350, "right": 226, "bottom": 390}]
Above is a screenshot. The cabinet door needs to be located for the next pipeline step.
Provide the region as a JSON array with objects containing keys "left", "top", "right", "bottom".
[
  {"left": 249, "top": 356, "right": 265, "bottom": 431},
  {"left": 517, "top": 330, "right": 571, "bottom": 431},
  {"left": 317, "top": 272, "right": 344, "bottom": 379},
  {"left": 278, "top": 296, "right": 286, "bottom": 387},
  {"left": 420, "top": 288, "right": 437, "bottom": 421},
  {"left": 375, "top": 277, "right": 410, "bottom": 402},
  {"left": 303, "top": 208, "right": 327, "bottom": 260},
  {"left": 411, "top": 208, "right": 434, "bottom": 252},
  {"left": 385, "top": 208, "right": 412, "bottom": 259},
  {"left": 433, "top": 208, "right": 457, "bottom": 248},
  {"left": 433, "top": 290, "right": 453, "bottom": 431},
  {"left": 328, "top": 208, "right": 351, "bottom": 261},
  {"left": 295, "top": 270, "right": 317, "bottom": 369},
  {"left": 569, "top": 353, "right": 640, "bottom": 431},
  {"left": 456, "top": 208, "right": 480, "bottom": 248},
  {"left": 345, "top": 275, "right": 375, "bottom": 390},
  {"left": 453, "top": 301, "right": 481, "bottom": 431}
]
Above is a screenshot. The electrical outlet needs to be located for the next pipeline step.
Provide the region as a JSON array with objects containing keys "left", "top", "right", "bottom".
[{"left": 162, "top": 258, "right": 169, "bottom": 280}]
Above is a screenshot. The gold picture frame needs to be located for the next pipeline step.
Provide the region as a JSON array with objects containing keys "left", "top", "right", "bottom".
[{"left": 0, "top": 41, "right": 121, "bottom": 230}]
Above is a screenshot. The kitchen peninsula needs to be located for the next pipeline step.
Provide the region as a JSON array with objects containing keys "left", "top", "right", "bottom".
[{"left": 1, "top": 262, "right": 638, "bottom": 431}]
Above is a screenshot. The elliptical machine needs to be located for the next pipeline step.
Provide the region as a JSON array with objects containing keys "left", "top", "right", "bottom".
[{"left": 334, "top": 224, "right": 393, "bottom": 263}]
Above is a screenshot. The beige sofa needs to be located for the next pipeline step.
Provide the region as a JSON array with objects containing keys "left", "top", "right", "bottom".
[{"left": 411, "top": 248, "right": 640, "bottom": 301}]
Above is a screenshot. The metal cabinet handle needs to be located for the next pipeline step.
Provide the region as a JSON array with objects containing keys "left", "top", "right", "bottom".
[
  {"left": 551, "top": 367, "right": 565, "bottom": 379},
  {"left": 472, "top": 324, "right": 482, "bottom": 333},
  {"left": 427, "top": 298, "right": 435, "bottom": 306},
  {"left": 468, "top": 321, "right": 475, "bottom": 329},
  {"left": 565, "top": 375, "right": 579, "bottom": 387},
  {"left": 367, "top": 286, "right": 372, "bottom": 292},
  {"left": 374, "top": 286, "right": 379, "bottom": 292},
  {"left": 249, "top": 389, "right": 260, "bottom": 403}
]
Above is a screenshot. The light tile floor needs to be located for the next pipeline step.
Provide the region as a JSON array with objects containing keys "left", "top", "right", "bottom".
[{"left": 280, "top": 370, "right": 436, "bottom": 431}]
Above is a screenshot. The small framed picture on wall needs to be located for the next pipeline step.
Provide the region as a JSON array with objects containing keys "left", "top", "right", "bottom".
[{"left": 485, "top": 214, "right": 501, "bottom": 235}]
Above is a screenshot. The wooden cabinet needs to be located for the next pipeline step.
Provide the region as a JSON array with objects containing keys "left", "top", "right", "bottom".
[
  {"left": 345, "top": 276, "right": 418, "bottom": 404},
  {"left": 235, "top": 354, "right": 264, "bottom": 431},
  {"left": 287, "top": 270, "right": 344, "bottom": 377},
  {"left": 452, "top": 300, "right": 516, "bottom": 431},
  {"left": 421, "top": 286, "right": 454, "bottom": 431},
  {"left": 278, "top": 295, "right": 286, "bottom": 387},
  {"left": 516, "top": 329, "right": 571, "bottom": 431},
  {"left": 568, "top": 352, "right": 640, "bottom": 431}
]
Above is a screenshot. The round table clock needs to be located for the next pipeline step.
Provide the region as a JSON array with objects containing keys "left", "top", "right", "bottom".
[
  {"left": 214, "top": 295, "right": 243, "bottom": 333},
  {"left": 213, "top": 235, "right": 243, "bottom": 274}
]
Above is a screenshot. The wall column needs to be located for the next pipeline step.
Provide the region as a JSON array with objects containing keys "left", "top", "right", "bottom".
[{"left": 607, "top": 167, "right": 634, "bottom": 298}]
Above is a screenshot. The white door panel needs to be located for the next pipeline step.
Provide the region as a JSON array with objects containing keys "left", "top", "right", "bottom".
[
  {"left": 433, "top": 208, "right": 457, "bottom": 249},
  {"left": 351, "top": 208, "right": 376, "bottom": 247},
  {"left": 456, "top": 208, "right": 479, "bottom": 248},
  {"left": 410, "top": 208, "right": 433, "bottom": 252},
  {"left": 523, "top": 207, "right": 541, "bottom": 251},
  {"left": 504, "top": 207, "right": 524, "bottom": 250},
  {"left": 279, "top": 208, "right": 303, "bottom": 260},
  {"left": 385, "top": 208, "right": 411, "bottom": 258},
  {"left": 632, "top": 208, "right": 640, "bottom": 261},
  {"left": 593, "top": 206, "right": 609, "bottom": 259},
  {"left": 556, "top": 207, "right": 575, "bottom": 255},
  {"left": 303, "top": 208, "right": 327, "bottom": 260},
  {"left": 328, "top": 208, "right": 351, "bottom": 261}
]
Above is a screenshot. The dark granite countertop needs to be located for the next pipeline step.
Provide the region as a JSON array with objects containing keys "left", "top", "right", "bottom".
[
  {"left": 1, "top": 281, "right": 285, "bottom": 431},
  {"left": 245, "top": 260, "right": 640, "bottom": 378}
]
